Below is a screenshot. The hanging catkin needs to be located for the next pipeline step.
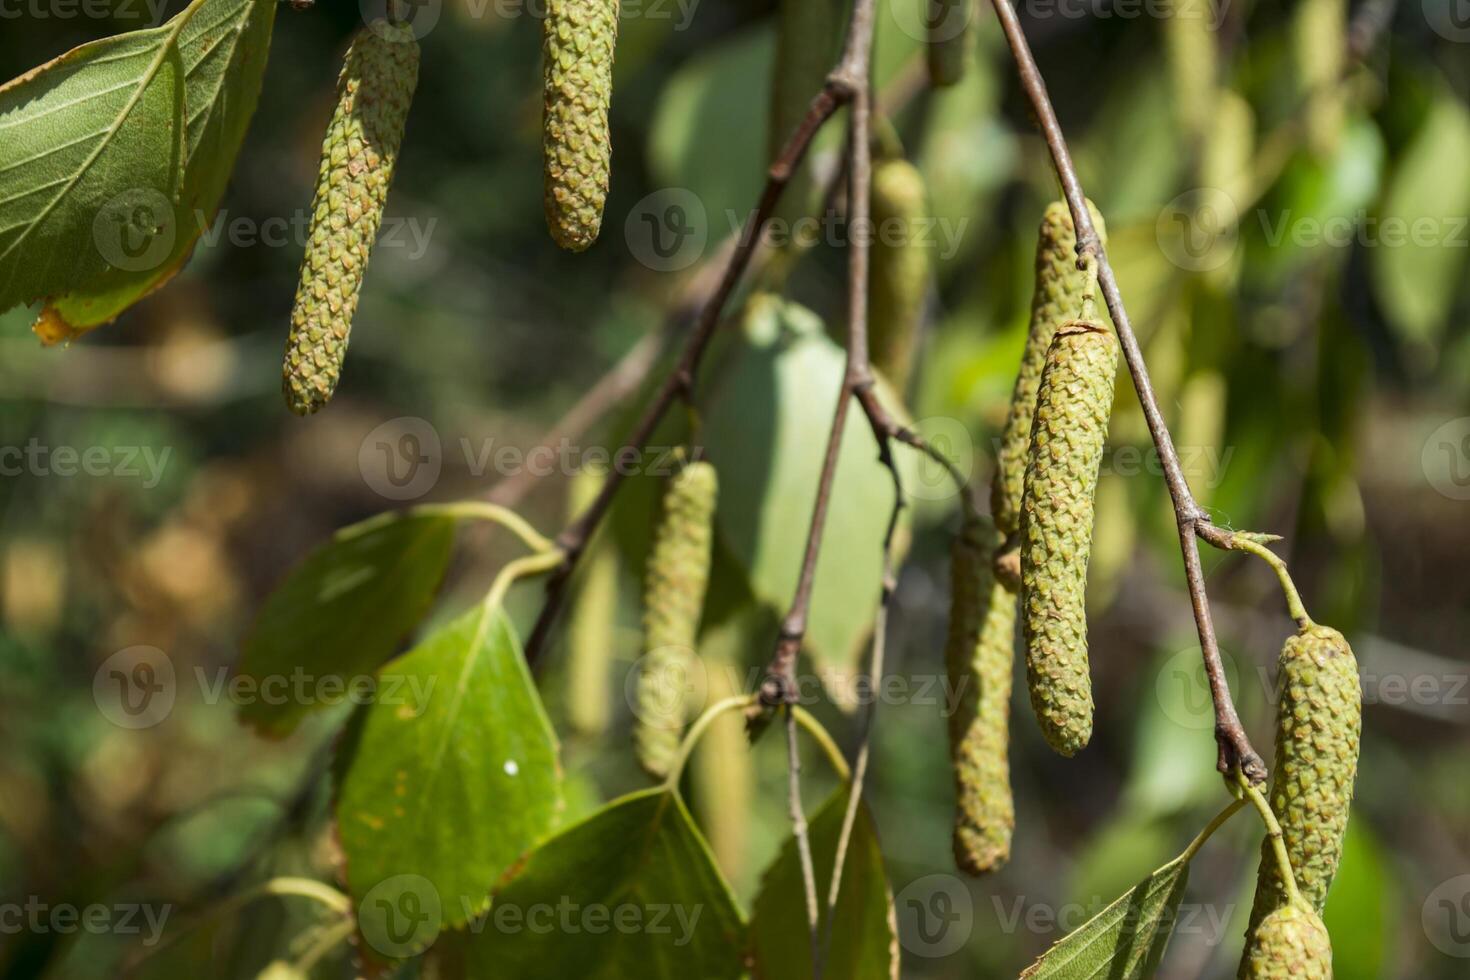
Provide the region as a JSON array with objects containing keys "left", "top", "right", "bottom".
[
  {"left": 869, "top": 158, "right": 930, "bottom": 393},
  {"left": 565, "top": 464, "right": 618, "bottom": 737},
  {"left": 1238, "top": 625, "right": 1360, "bottom": 976},
  {"left": 1019, "top": 320, "right": 1117, "bottom": 757},
  {"left": 945, "top": 514, "right": 1017, "bottom": 875},
  {"left": 1241, "top": 903, "right": 1333, "bottom": 980},
  {"left": 635, "top": 460, "right": 717, "bottom": 778},
  {"left": 542, "top": 0, "right": 620, "bottom": 251},
  {"left": 927, "top": 0, "right": 971, "bottom": 88},
  {"left": 991, "top": 201, "right": 1107, "bottom": 544},
  {"left": 282, "top": 23, "right": 419, "bottom": 415}
]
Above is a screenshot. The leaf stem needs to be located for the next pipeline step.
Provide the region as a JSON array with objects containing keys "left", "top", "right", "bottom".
[
  {"left": 1234, "top": 770, "right": 1303, "bottom": 908},
  {"left": 661, "top": 695, "right": 756, "bottom": 790},
  {"left": 483, "top": 549, "right": 566, "bottom": 615},
  {"left": 1223, "top": 532, "right": 1315, "bottom": 629},
  {"left": 416, "top": 501, "right": 554, "bottom": 554},
  {"left": 1181, "top": 797, "right": 1248, "bottom": 864}
]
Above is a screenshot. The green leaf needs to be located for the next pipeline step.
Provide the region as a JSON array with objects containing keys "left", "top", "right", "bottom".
[
  {"left": 1370, "top": 89, "right": 1470, "bottom": 349},
  {"left": 699, "top": 296, "right": 915, "bottom": 692},
  {"left": 1019, "top": 854, "right": 1190, "bottom": 979},
  {"left": 461, "top": 789, "right": 746, "bottom": 978},
  {"left": 1322, "top": 818, "right": 1395, "bottom": 980},
  {"left": 336, "top": 605, "right": 563, "bottom": 960},
  {"left": 749, "top": 789, "right": 898, "bottom": 980},
  {"left": 0, "top": 0, "right": 276, "bottom": 339},
  {"left": 237, "top": 509, "right": 457, "bottom": 737}
]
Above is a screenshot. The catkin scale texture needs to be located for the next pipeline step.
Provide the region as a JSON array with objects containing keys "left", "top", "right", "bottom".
[
  {"left": 1241, "top": 903, "right": 1333, "bottom": 980},
  {"left": 1019, "top": 321, "right": 1117, "bottom": 757},
  {"left": 542, "top": 0, "right": 620, "bottom": 251},
  {"left": 945, "top": 515, "right": 1017, "bottom": 875},
  {"left": 869, "top": 159, "right": 930, "bottom": 393},
  {"left": 282, "top": 24, "right": 419, "bottom": 416},
  {"left": 1239, "top": 626, "right": 1360, "bottom": 973},
  {"left": 991, "top": 201, "right": 1107, "bottom": 541},
  {"left": 635, "top": 461, "right": 717, "bottom": 779}
]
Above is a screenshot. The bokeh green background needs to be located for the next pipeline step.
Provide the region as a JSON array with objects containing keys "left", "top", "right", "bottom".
[{"left": 1, "top": 0, "right": 1468, "bottom": 977}]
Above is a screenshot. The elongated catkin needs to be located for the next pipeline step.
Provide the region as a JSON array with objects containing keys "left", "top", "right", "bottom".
[
  {"left": 991, "top": 201, "right": 1107, "bottom": 541},
  {"left": 1238, "top": 625, "right": 1360, "bottom": 975},
  {"left": 1019, "top": 320, "right": 1117, "bottom": 757},
  {"left": 1241, "top": 903, "right": 1333, "bottom": 980},
  {"left": 927, "top": 0, "right": 970, "bottom": 88},
  {"left": 566, "top": 464, "right": 618, "bottom": 737},
  {"left": 870, "top": 159, "right": 930, "bottom": 393},
  {"left": 945, "top": 514, "right": 1017, "bottom": 875},
  {"left": 635, "top": 460, "right": 717, "bottom": 778},
  {"left": 282, "top": 23, "right": 419, "bottom": 415},
  {"left": 542, "top": 0, "right": 620, "bottom": 251}
]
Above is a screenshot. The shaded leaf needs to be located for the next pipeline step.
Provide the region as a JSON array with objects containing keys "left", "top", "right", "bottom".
[
  {"left": 749, "top": 789, "right": 898, "bottom": 980},
  {"left": 699, "top": 296, "right": 915, "bottom": 691},
  {"left": 237, "top": 509, "right": 457, "bottom": 737},
  {"left": 461, "top": 789, "right": 746, "bottom": 978},
  {"left": 1370, "top": 90, "right": 1470, "bottom": 349},
  {"left": 336, "top": 605, "right": 562, "bottom": 959}
]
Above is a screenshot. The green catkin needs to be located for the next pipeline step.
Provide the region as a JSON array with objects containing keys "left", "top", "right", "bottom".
[
  {"left": 1018, "top": 320, "right": 1118, "bottom": 757},
  {"left": 542, "top": 0, "right": 620, "bottom": 251},
  {"left": 768, "top": 0, "right": 844, "bottom": 240},
  {"left": 566, "top": 465, "right": 618, "bottom": 737},
  {"left": 927, "top": 0, "right": 970, "bottom": 88},
  {"left": 282, "top": 23, "right": 419, "bottom": 416},
  {"left": 869, "top": 159, "right": 930, "bottom": 393},
  {"left": 1242, "top": 903, "right": 1334, "bottom": 980},
  {"left": 1238, "top": 626, "right": 1361, "bottom": 975},
  {"left": 990, "top": 201, "right": 1107, "bottom": 544},
  {"left": 945, "top": 514, "right": 1017, "bottom": 875},
  {"left": 635, "top": 460, "right": 717, "bottom": 779}
]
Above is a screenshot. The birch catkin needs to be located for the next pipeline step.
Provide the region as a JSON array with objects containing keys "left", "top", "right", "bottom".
[
  {"left": 1241, "top": 903, "right": 1333, "bottom": 980},
  {"left": 869, "top": 159, "right": 930, "bottom": 393},
  {"left": 542, "top": 0, "right": 620, "bottom": 251},
  {"left": 1019, "top": 320, "right": 1117, "bottom": 757},
  {"left": 945, "top": 514, "right": 1017, "bottom": 875},
  {"left": 635, "top": 460, "right": 717, "bottom": 779},
  {"left": 282, "top": 23, "right": 419, "bottom": 416},
  {"left": 927, "top": 0, "right": 971, "bottom": 88},
  {"left": 991, "top": 201, "right": 1107, "bottom": 543},
  {"left": 1239, "top": 625, "right": 1360, "bottom": 974},
  {"left": 566, "top": 464, "right": 618, "bottom": 737}
]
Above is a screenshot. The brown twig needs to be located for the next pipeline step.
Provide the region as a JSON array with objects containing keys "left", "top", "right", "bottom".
[
  {"left": 986, "top": 0, "right": 1267, "bottom": 782},
  {"left": 522, "top": 78, "right": 859, "bottom": 664}
]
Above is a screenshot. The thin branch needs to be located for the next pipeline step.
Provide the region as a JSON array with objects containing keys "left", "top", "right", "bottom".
[
  {"left": 820, "top": 437, "right": 905, "bottom": 969},
  {"left": 522, "top": 76, "right": 861, "bottom": 665},
  {"left": 986, "top": 0, "right": 1267, "bottom": 781},
  {"left": 785, "top": 707, "right": 822, "bottom": 971}
]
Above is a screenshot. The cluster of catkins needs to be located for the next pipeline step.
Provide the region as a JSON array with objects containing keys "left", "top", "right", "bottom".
[
  {"left": 282, "top": 4, "right": 620, "bottom": 413},
  {"left": 943, "top": 203, "right": 1360, "bottom": 978}
]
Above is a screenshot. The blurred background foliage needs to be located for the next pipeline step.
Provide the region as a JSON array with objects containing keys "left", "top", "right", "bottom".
[{"left": 1, "top": 0, "right": 1468, "bottom": 977}]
